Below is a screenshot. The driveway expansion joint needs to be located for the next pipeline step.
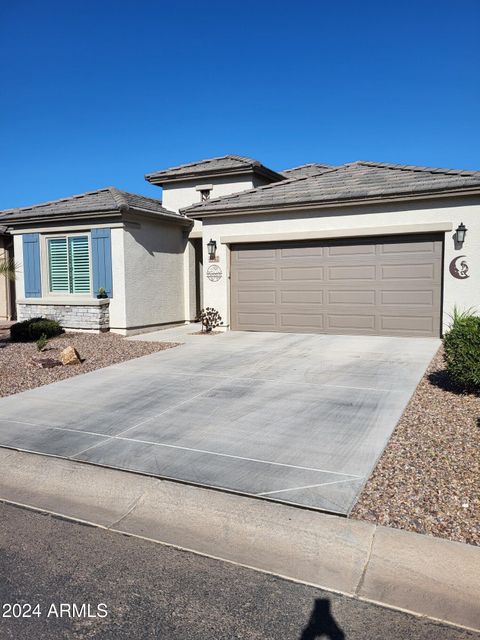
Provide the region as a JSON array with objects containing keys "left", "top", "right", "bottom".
[
  {"left": 107, "top": 492, "right": 146, "bottom": 529},
  {"left": 355, "top": 525, "right": 377, "bottom": 596}
]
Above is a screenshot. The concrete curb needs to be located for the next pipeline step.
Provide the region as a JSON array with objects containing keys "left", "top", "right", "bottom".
[{"left": 1, "top": 448, "right": 479, "bottom": 632}]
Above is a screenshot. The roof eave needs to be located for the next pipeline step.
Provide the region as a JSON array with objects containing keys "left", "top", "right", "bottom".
[
  {"left": 0, "top": 209, "right": 122, "bottom": 229},
  {"left": 186, "top": 187, "right": 480, "bottom": 219},
  {"left": 126, "top": 207, "right": 193, "bottom": 226},
  {"left": 145, "top": 165, "right": 284, "bottom": 186},
  {"left": 1, "top": 204, "right": 193, "bottom": 230}
]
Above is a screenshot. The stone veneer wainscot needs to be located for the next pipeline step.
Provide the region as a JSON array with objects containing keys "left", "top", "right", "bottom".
[{"left": 17, "top": 298, "right": 110, "bottom": 331}]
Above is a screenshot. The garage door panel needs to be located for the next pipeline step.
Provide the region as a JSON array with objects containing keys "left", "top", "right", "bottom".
[
  {"left": 280, "top": 290, "right": 324, "bottom": 304},
  {"left": 380, "top": 240, "right": 437, "bottom": 254},
  {"left": 236, "top": 268, "right": 277, "bottom": 282},
  {"left": 231, "top": 234, "right": 442, "bottom": 337},
  {"left": 280, "top": 313, "right": 324, "bottom": 330},
  {"left": 237, "top": 312, "right": 277, "bottom": 328},
  {"left": 281, "top": 266, "right": 324, "bottom": 280},
  {"left": 234, "top": 247, "right": 276, "bottom": 260},
  {"left": 328, "top": 244, "right": 376, "bottom": 256},
  {"left": 380, "top": 315, "right": 434, "bottom": 334},
  {"left": 328, "top": 290, "right": 376, "bottom": 305},
  {"left": 381, "top": 263, "right": 435, "bottom": 280},
  {"left": 236, "top": 289, "right": 276, "bottom": 304},
  {"left": 381, "top": 290, "right": 435, "bottom": 306},
  {"left": 329, "top": 265, "right": 376, "bottom": 280},
  {"left": 327, "top": 314, "right": 376, "bottom": 330},
  {"left": 280, "top": 245, "right": 325, "bottom": 258}
]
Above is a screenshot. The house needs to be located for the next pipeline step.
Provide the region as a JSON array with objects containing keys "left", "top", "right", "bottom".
[{"left": 1, "top": 155, "right": 479, "bottom": 337}]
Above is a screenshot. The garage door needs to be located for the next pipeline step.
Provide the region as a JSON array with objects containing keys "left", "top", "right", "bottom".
[{"left": 230, "top": 234, "right": 443, "bottom": 337}]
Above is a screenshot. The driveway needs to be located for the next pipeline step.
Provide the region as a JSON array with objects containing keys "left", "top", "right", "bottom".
[{"left": 0, "top": 327, "right": 439, "bottom": 514}]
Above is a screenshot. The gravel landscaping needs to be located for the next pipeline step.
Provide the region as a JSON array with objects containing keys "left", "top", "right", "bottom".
[
  {"left": 352, "top": 347, "right": 480, "bottom": 547},
  {"left": 0, "top": 331, "right": 179, "bottom": 398}
]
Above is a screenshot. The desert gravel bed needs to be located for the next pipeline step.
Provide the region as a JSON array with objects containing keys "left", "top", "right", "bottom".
[
  {"left": 351, "top": 348, "right": 480, "bottom": 546},
  {"left": 0, "top": 332, "right": 178, "bottom": 398}
]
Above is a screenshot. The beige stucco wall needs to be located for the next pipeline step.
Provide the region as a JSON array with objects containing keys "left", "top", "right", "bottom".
[
  {"left": 109, "top": 227, "right": 127, "bottom": 329},
  {"left": 13, "top": 233, "right": 24, "bottom": 309},
  {"left": 0, "top": 235, "right": 12, "bottom": 320},
  {"left": 161, "top": 175, "right": 261, "bottom": 214},
  {"left": 200, "top": 196, "right": 480, "bottom": 333},
  {"left": 121, "top": 218, "right": 187, "bottom": 332}
]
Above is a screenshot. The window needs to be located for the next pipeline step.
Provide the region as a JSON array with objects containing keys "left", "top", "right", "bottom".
[
  {"left": 200, "top": 189, "right": 211, "bottom": 202},
  {"left": 47, "top": 235, "right": 91, "bottom": 294}
]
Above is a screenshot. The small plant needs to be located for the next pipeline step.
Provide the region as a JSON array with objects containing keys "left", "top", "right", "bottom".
[
  {"left": 36, "top": 333, "right": 49, "bottom": 352},
  {"left": 97, "top": 287, "right": 108, "bottom": 299},
  {"left": 447, "top": 305, "right": 478, "bottom": 327},
  {"left": 11, "top": 317, "right": 64, "bottom": 342},
  {"left": 443, "top": 308, "right": 480, "bottom": 393},
  {"left": 198, "top": 307, "right": 222, "bottom": 333}
]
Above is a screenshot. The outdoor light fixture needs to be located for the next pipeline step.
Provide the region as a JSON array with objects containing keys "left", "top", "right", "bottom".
[
  {"left": 207, "top": 238, "right": 217, "bottom": 260},
  {"left": 455, "top": 222, "right": 467, "bottom": 245}
]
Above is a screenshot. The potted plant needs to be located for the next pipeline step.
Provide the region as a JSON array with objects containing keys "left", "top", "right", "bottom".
[{"left": 96, "top": 287, "right": 108, "bottom": 299}]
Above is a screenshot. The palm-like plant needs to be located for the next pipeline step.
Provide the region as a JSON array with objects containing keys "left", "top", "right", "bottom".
[{"left": 0, "top": 257, "right": 16, "bottom": 281}]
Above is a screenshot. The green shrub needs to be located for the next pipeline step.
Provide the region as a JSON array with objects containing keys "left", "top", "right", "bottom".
[
  {"left": 10, "top": 317, "right": 64, "bottom": 342},
  {"left": 443, "top": 312, "right": 480, "bottom": 393}
]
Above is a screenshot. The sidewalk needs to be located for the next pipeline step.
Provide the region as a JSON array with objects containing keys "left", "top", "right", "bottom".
[{"left": 1, "top": 447, "right": 479, "bottom": 632}]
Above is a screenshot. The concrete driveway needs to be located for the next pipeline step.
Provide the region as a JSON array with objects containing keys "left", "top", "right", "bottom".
[{"left": 0, "top": 326, "right": 439, "bottom": 514}]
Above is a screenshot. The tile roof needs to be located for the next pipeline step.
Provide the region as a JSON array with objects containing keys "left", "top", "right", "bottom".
[
  {"left": 0, "top": 187, "right": 188, "bottom": 224},
  {"left": 145, "top": 154, "right": 284, "bottom": 183},
  {"left": 281, "top": 163, "right": 335, "bottom": 178},
  {"left": 184, "top": 161, "right": 480, "bottom": 216}
]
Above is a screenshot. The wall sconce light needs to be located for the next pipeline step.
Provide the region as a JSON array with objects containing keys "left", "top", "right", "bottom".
[
  {"left": 207, "top": 238, "right": 217, "bottom": 260},
  {"left": 455, "top": 222, "right": 467, "bottom": 245}
]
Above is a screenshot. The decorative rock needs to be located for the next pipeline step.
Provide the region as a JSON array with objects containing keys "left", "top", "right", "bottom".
[
  {"left": 59, "top": 346, "right": 82, "bottom": 365},
  {"left": 31, "top": 358, "right": 62, "bottom": 369}
]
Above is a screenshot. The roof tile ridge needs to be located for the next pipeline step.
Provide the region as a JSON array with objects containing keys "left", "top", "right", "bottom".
[
  {"left": 0, "top": 187, "right": 112, "bottom": 214},
  {"left": 226, "top": 154, "right": 260, "bottom": 167},
  {"left": 283, "top": 162, "right": 333, "bottom": 172},
  {"left": 107, "top": 187, "right": 130, "bottom": 212},
  {"left": 145, "top": 155, "right": 225, "bottom": 176},
  {"left": 355, "top": 160, "right": 480, "bottom": 177},
  {"left": 116, "top": 188, "right": 164, "bottom": 205}
]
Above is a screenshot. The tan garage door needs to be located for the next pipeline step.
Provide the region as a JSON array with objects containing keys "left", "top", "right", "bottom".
[{"left": 230, "top": 234, "right": 443, "bottom": 337}]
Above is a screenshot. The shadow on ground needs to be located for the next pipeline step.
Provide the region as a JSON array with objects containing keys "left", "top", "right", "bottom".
[
  {"left": 299, "top": 598, "right": 346, "bottom": 639},
  {"left": 428, "top": 369, "right": 479, "bottom": 397}
]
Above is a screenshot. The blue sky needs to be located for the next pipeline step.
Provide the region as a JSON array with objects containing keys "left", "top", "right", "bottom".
[{"left": 1, "top": 0, "right": 479, "bottom": 209}]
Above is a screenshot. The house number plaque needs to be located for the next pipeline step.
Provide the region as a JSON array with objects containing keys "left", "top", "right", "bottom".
[{"left": 207, "top": 265, "right": 223, "bottom": 282}]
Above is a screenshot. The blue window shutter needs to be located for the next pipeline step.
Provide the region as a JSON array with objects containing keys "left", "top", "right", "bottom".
[
  {"left": 23, "top": 233, "right": 42, "bottom": 298},
  {"left": 91, "top": 228, "right": 113, "bottom": 297}
]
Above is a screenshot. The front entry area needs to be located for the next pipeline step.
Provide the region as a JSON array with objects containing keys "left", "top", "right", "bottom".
[{"left": 230, "top": 233, "right": 443, "bottom": 337}]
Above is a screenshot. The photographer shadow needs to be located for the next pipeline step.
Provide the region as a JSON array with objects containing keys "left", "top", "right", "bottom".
[{"left": 299, "top": 598, "right": 346, "bottom": 640}]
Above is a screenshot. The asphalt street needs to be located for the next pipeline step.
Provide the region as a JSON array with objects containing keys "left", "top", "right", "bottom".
[{"left": 0, "top": 502, "right": 477, "bottom": 640}]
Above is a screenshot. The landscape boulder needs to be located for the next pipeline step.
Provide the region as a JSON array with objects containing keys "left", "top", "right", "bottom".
[{"left": 59, "top": 346, "right": 82, "bottom": 365}]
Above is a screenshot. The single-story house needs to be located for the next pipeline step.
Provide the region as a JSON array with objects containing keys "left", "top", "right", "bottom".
[{"left": 1, "top": 155, "right": 479, "bottom": 337}]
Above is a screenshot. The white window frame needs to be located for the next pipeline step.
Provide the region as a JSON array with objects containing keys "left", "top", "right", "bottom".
[{"left": 41, "top": 232, "right": 93, "bottom": 297}]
